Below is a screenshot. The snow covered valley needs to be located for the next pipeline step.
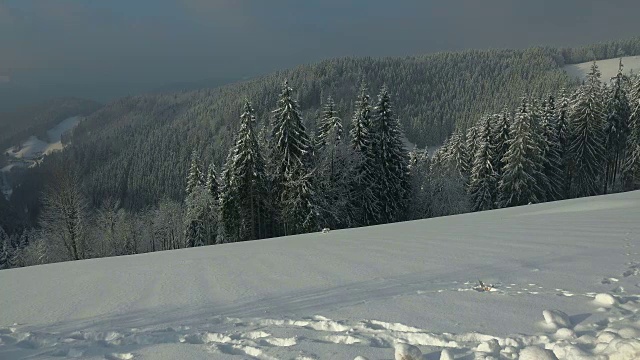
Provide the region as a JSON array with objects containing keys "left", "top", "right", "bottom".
[
  {"left": 2, "top": 116, "right": 82, "bottom": 173},
  {"left": 2, "top": 191, "right": 640, "bottom": 359},
  {"left": 1, "top": 116, "right": 82, "bottom": 199}
]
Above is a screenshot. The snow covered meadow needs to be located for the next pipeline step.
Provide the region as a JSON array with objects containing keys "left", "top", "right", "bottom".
[
  {"left": 563, "top": 56, "right": 640, "bottom": 83},
  {"left": 2, "top": 116, "right": 81, "bottom": 172},
  {"left": 2, "top": 191, "right": 640, "bottom": 359}
]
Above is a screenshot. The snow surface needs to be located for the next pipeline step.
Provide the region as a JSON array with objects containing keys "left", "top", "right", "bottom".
[
  {"left": 563, "top": 55, "right": 640, "bottom": 83},
  {"left": 1, "top": 116, "right": 82, "bottom": 199},
  {"left": 2, "top": 191, "right": 640, "bottom": 359},
  {"left": 2, "top": 116, "right": 81, "bottom": 171}
]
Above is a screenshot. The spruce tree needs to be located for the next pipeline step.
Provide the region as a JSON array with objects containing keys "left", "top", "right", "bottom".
[
  {"left": 13, "top": 231, "right": 28, "bottom": 268},
  {"left": 350, "top": 84, "right": 371, "bottom": 153},
  {"left": 271, "top": 81, "right": 315, "bottom": 234},
  {"left": 540, "top": 95, "right": 563, "bottom": 201},
  {"left": 530, "top": 98, "right": 552, "bottom": 202},
  {"left": 184, "top": 186, "right": 211, "bottom": 248},
  {"left": 499, "top": 98, "right": 546, "bottom": 207},
  {"left": 603, "top": 60, "right": 631, "bottom": 193},
  {"left": 493, "top": 110, "right": 511, "bottom": 183},
  {"left": 0, "top": 227, "right": 10, "bottom": 270},
  {"left": 430, "top": 146, "right": 445, "bottom": 174},
  {"left": 349, "top": 82, "right": 380, "bottom": 226},
  {"left": 623, "top": 75, "right": 640, "bottom": 190},
  {"left": 465, "top": 123, "right": 480, "bottom": 180},
  {"left": 407, "top": 147, "right": 431, "bottom": 220},
  {"left": 232, "top": 100, "right": 268, "bottom": 240},
  {"left": 372, "top": 86, "right": 410, "bottom": 223},
  {"left": 184, "top": 151, "right": 210, "bottom": 247},
  {"left": 469, "top": 116, "right": 498, "bottom": 211},
  {"left": 204, "top": 163, "right": 219, "bottom": 245},
  {"left": 569, "top": 62, "right": 606, "bottom": 198},
  {"left": 271, "top": 80, "right": 312, "bottom": 181},
  {"left": 281, "top": 164, "right": 318, "bottom": 234},
  {"left": 444, "top": 130, "right": 470, "bottom": 180},
  {"left": 316, "top": 96, "right": 343, "bottom": 150},
  {"left": 315, "top": 99, "right": 354, "bottom": 229},
  {"left": 429, "top": 145, "right": 471, "bottom": 217},
  {"left": 556, "top": 89, "right": 572, "bottom": 198},
  {"left": 186, "top": 150, "right": 204, "bottom": 195},
  {"left": 206, "top": 164, "right": 219, "bottom": 199},
  {"left": 218, "top": 152, "right": 240, "bottom": 243},
  {"left": 258, "top": 124, "right": 278, "bottom": 239}
]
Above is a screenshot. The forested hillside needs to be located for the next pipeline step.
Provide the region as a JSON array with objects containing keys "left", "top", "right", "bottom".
[
  {"left": 11, "top": 48, "right": 575, "bottom": 214},
  {"left": 2, "top": 37, "right": 640, "bottom": 266},
  {"left": 65, "top": 37, "right": 640, "bottom": 211},
  {"left": 3, "top": 56, "right": 640, "bottom": 268}
]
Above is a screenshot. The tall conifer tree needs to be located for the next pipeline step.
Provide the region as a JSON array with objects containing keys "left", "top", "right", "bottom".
[
  {"left": 372, "top": 86, "right": 410, "bottom": 223},
  {"left": 569, "top": 62, "right": 606, "bottom": 198},
  {"left": 499, "top": 98, "right": 546, "bottom": 207}
]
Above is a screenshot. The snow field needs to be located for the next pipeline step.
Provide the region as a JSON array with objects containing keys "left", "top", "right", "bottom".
[
  {"left": 2, "top": 116, "right": 81, "bottom": 172},
  {"left": 1, "top": 191, "right": 640, "bottom": 359},
  {"left": 563, "top": 55, "right": 640, "bottom": 83}
]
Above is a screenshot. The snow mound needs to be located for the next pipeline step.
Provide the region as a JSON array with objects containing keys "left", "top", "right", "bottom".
[
  {"left": 105, "top": 353, "right": 134, "bottom": 360},
  {"left": 594, "top": 293, "right": 618, "bottom": 306},
  {"left": 263, "top": 336, "right": 297, "bottom": 346},
  {"left": 394, "top": 342, "right": 422, "bottom": 360},
  {"left": 555, "top": 327, "right": 577, "bottom": 340},
  {"left": 476, "top": 338, "right": 501, "bottom": 354},
  {"left": 543, "top": 309, "right": 572, "bottom": 328},
  {"left": 520, "top": 346, "right": 558, "bottom": 360}
]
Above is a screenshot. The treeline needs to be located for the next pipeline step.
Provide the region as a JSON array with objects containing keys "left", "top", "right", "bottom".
[
  {"left": 438, "top": 60, "right": 640, "bottom": 213},
  {"left": 558, "top": 37, "right": 640, "bottom": 65},
  {"left": 6, "top": 45, "right": 581, "bottom": 222},
  {"left": 9, "top": 37, "right": 640, "bottom": 224},
  {"left": 418, "top": 59, "right": 640, "bottom": 219},
  {"left": 3, "top": 59, "right": 638, "bottom": 269}
]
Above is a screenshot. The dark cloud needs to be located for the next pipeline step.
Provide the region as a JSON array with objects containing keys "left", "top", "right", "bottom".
[{"left": 1, "top": 0, "right": 639, "bottom": 106}]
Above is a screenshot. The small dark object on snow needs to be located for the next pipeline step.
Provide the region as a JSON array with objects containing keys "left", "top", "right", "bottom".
[{"left": 474, "top": 280, "right": 494, "bottom": 292}]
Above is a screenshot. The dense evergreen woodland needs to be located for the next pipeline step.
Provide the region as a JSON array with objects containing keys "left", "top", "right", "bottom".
[
  {"left": 3, "top": 37, "right": 640, "bottom": 268},
  {"left": 2, "top": 59, "right": 640, "bottom": 269}
]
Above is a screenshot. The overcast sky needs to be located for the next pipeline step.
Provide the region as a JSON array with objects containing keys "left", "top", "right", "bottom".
[{"left": 1, "top": 0, "right": 640, "bottom": 103}]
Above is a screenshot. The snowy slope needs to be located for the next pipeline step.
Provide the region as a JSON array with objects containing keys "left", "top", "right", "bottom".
[
  {"left": 2, "top": 192, "right": 640, "bottom": 359},
  {"left": 563, "top": 55, "right": 640, "bottom": 83},
  {"left": 3, "top": 116, "right": 81, "bottom": 167},
  {"left": 1, "top": 116, "right": 82, "bottom": 199}
]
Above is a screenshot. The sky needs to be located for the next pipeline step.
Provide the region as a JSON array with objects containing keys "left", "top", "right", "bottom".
[{"left": 1, "top": 0, "right": 640, "bottom": 106}]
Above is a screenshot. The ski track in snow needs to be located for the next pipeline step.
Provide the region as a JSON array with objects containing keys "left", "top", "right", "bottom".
[{"left": 2, "top": 193, "right": 640, "bottom": 359}]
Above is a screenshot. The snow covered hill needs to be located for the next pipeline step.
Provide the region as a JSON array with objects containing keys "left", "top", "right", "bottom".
[
  {"left": 3, "top": 116, "right": 82, "bottom": 167},
  {"left": 1, "top": 116, "right": 83, "bottom": 198},
  {"left": 563, "top": 55, "right": 640, "bottom": 83},
  {"left": 2, "top": 192, "right": 640, "bottom": 359}
]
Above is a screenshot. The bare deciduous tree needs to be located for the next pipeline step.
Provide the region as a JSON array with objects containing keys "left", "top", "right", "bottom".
[{"left": 40, "top": 168, "right": 90, "bottom": 261}]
